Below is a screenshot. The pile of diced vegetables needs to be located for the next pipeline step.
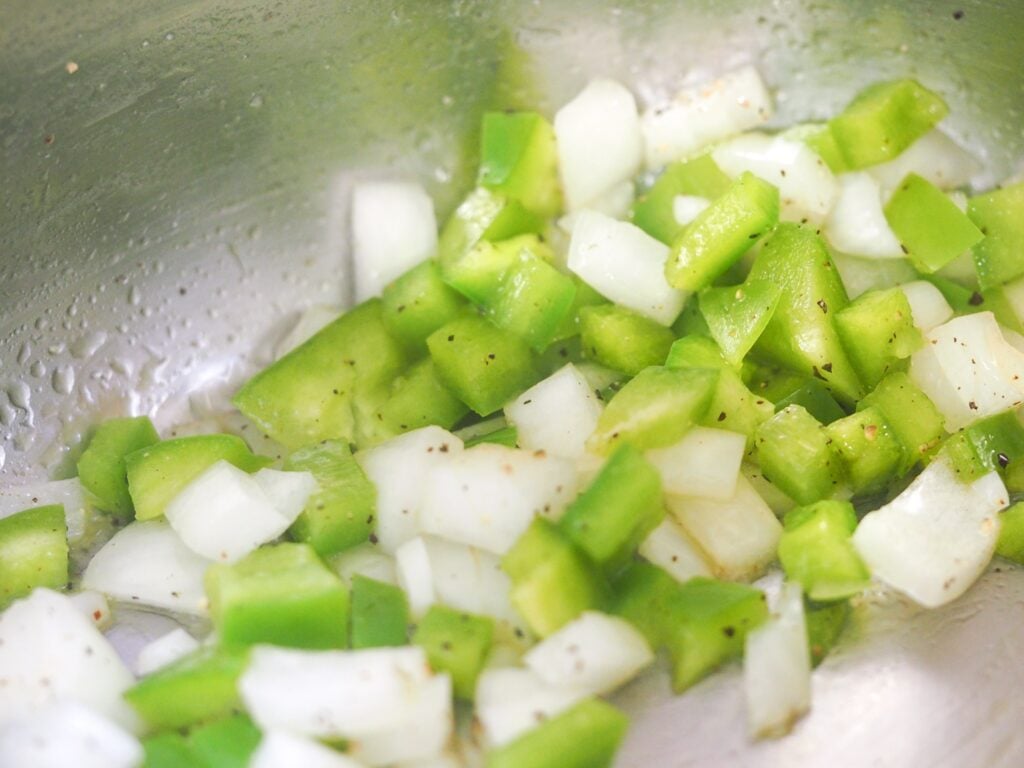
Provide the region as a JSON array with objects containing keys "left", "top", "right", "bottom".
[{"left": 4, "top": 65, "right": 1024, "bottom": 768}]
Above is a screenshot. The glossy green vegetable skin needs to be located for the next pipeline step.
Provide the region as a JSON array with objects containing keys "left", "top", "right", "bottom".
[
  {"left": 412, "top": 604, "right": 494, "bottom": 699},
  {"left": 205, "top": 543, "right": 350, "bottom": 650},
  {"left": 857, "top": 372, "right": 945, "bottom": 474},
  {"left": 484, "top": 699, "right": 629, "bottom": 768},
  {"left": 756, "top": 405, "right": 843, "bottom": 505},
  {"left": 995, "top": 502, "right": 1024, "bottom": 564},
  {"left": 77, "top": 415, "right": 160, "bottom": 519},
  {"left": 748, "top": 223, "right": 862, "bottom": 405},
  {"left": 778, "top": 501, "right": 870, "bottom": 601},
  {"left": 126, "top": 434, "right": 270, "bottom": 521},
  {"left": 0, "top": 504, "right": 68, "bottom": 609},
  {"left": 942, "top": 411, "right": 1024, "bottom": 483},
  {"left": 125, "top": 647, "right": 248, "bottom": 731},
  {"left": 234, "top": 298, "right": 408, "bottom": 450},
  {"left": 579, "top": 304, "right": 676, "bottom": 376},
  {"left": 486, "top": 249, "right": 577, "bottom": 351},
  {"left": 285, "top": 440, "right": 376, "bottom": 556},
  {"left": 804, "top": 598, "right": 851, "bottom": 667},
  {"left": 349, "top": 574, "right": 409, "bottom": 649},
  {"left": 968, "top": 181, "right": 1024, "bottom": 289},
  {"left": 479, "top": 111, "right": 562, "bottom": 218},
  {"left": 188, "top": 715, "right": 262, "bottom": 768},
  {"left": 631, "top": 153, "right": 733, "bottom": 244},
  {"left": 380, "top": 260, "right": 467, "bottom": 354},
  {"left": 834, "top": 287, "right": 922, "bottom": 389},
  {"left": 699, "top": 280, "right": 782, "bottom": 367},
  {"left": 824, "top": 407, "right": 903, "bottom": 495},
  {"left": 373, "top": 358, "right": 470, "bottom": 437},
  {"left": 664, "top": 172, "right": 780, "bottom": 291},
  {"left": 558, "top": 444, "right": 664, "bottom": 575}
]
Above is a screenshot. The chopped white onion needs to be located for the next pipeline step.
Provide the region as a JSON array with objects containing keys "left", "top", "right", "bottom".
[
  {"left": 555, "top": 79, "right": 643, "bottom": 211},
  {"left": 743, "top": 582, "right": 811, "bottom": 738},
  {"left": 356, "top": 426, "right": 464, "bottom": 554},
  {"left": 667, "top": 475, "right": 782, "bottom": 581},
  {"left": 0, "top": 589, "right": 139, "bottom": 732},
  {"left": 641, "top": 66, "right": 772, "bottom": 170},
  {"left": 351, "top": 181, "right": 437, "bottom": 303},
  {"left": 82, "top": 521, "right": 210, "bottom": 617},
  {"left": 351, "top": 674, "right": 453, "bottom": 766},
  {"left": 134, "top": 627, "right": 200, "bottom": 676},
  {"left": 909, "top": 312, "right": 1024, "bottom": 430},
  {"left": 331, "top": 543, "right": 398, "bottom": 586},
  {"left": 68, "top": 590, "right": 113, "bottom": 630},
  {"left": 395, "top": 538, "right": 436, "bottom": 618},
  {"left": 419, "top": 443, "right": 579, "bottom": 555},
  {"left": 853, "top": 456, "right": 1007, "bottom": 608},
  {"left": 898, "top": 280, "right": 954, "bottom": 333},
  {"left": 638, "top": 517, "right": 713, "bottom": 583},
  {"left": 673, "top": 195, "right": 711, "bottom": 226},
  {"left": 504, "top": 364, "right": 603, "bottom": 460},
  {"left": 712, "top": 133, "right": 839, "bottom": 225},
  {"left": 0, "top": 478, "right": 89, "bottom": 544},
  {"left": 644, "top": 426, "right": 746, "bottom": 500},
  {"left": 824, "top": 172, "right": 904, "bottom": 258},
  {"left": 250, "top": 730, "right": 367, "bottom": 768},
  {"left": 567, "top": 210, "right": 686, "bottom": 326},
  {"left": 474, "top": 666, "right": 587, "bottom": 748},
  {"left": 869, "top": 128, "right": 981, "bottom": 194},
  {"left": 523, "top": 611, "right": 653, "bottom": 696},
  {"left": 0, "top": 701, "right": 142, "bottom": 768}
]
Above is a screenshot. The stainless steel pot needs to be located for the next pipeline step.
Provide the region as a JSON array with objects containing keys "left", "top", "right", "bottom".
[{"left": 3, "top": 1, "right": 1024, "bottom": 765}]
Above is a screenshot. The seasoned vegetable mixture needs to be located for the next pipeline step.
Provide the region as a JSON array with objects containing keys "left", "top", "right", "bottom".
[{"left": 3, "top": 65, "right": 1024, "bottom": 767}]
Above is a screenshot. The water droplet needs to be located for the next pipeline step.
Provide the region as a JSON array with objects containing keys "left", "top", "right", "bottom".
[
  {"left": 110, "top": 358, "right": 132, "bottom": 376},
  {"left": 52, "top": 365, "right": 75, "bottom": 395},
  {"left": 70, "top": 331, "right": 107, "bottom": 359},
  {"left": 0, "top": 445, "right": 6, "bottom": 470},
  {"left": 129, "top": 285, "right": 142, "bottom": 306},
  {"left": 8, "top": 381, "right": 31, "bottom": 411},
  {"left": 249, "top": 94, "right": 264, "bottom": 108},
  {"left": 142, "top": 39, "right": 150, "bottom": 48},
  {"left": 29, "top": 361, "right": 46, "bottom": 378},
  {"left": 164, "top": 31, "right": 175, "bottom": 41},
  {"left": 0, "top": 403, "right": 14, "bottom": 427},
  {"left": 16, "top": 342, "right": 31, "bottom": 365}
]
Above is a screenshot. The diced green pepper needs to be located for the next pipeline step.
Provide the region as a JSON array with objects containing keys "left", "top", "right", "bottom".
[
  {"left": 380, "top": 260, "right": 468, "bottom": 354},
  {"left": 188, "top": 715, "right": 262, "bottom": 768},
  {"left": 484, "top": 699, "right": 629, "bottom": 768},
  {"left": 285, "top": 440, "right": 376, "bottom": 557},
  {"left": 350, "top": 574, "right": 409, "bottom": 649},
  {"left": 828, "top": 79, "right": 948, "bottom": 169},
  {"left": 587, "top": 366, "right": 718, "bottom": 455},
  {"left": 778, "top": 501, "right": 870, "bottom": 601},
  {"left": 550, "top": 277, "right": 609, "bottom": 343},
  {"left": 142, "top": 734, "right": 205, "bottom": 768},
  {"left": 884, "top": 173, "right": 984, "bottom": 273},
  {"left": 486, "top": 249, "right": 577, "bottom": 351},
  {"left": 205, "top": 543, "right": 349, "bottom": 650},
  {"left": 756, "top": 405, "right": 844, "bottom": 505},
  {"left": 463, "top": 423, "right": 520, "bottom": 449},
  {"left": 558, "top": 444, "right": 664, "bottom": 575},
  {"left": 941, "top": 411, "right": 1024, "bottom": 483},
  {"left": 857, "top": 372, "right": 945, "bottom": 473},
  {"left": 804, "top": 597, "right": 851, "bottom": 667},
  {"left": 756, "top": 371, "right": 846, "bottom": 425},
  {"left": 77, "top": 416, "right": 160, "bottom": 519},
  {"left": 479, "top": 111, "right": 561, "bottom": 218},
  {"left": 233, "top": 299, "right": 408, "bottom": 449},
  {"left": 427, "top": 315, "right": 540, "bottom": 416},
  {"left": 372, "top": 358, "right": 470, "bottom": 437},
  {"left": 699, "top": 280, "right": 782, "bottom": 367},
  {"left": 824, "top": 407, "right": 904, "bottom": 495},
  {"left": 995, "top": 501, "right": 1024, "bottom": 564},
  {"left": 125, "top": 434, "right": 270, "bottom": 522},
  {"left": 748, "top": 223, "right": 863, "bottom": 405},
  {"left": 968, "top": 181, "right": 1024, "bottom": 289},
  {"left": 125, "top": 647, "right": 248, "bottom": 731},
  {"left": 412, "top": 605, "right": 494, "bottom": 699},
  {"left": 835, "top": 287, "right": 922, "bottom": 389},
  {"left": 0, "top": 505, "right": 68, "bottom": 609},
  {"left": 788, "top": 122, "right": 849, "bottom": 173},
  {"left": 503, "top": 519, "right": 610, "bottom": 637},
  {"left": 664, "top": 172, "right": 780, "bottom": 292},
  {"left": 631, "top": 154, "right": 733, "bottom": 244},
  {"left": 579, "top": 304, "right": 675, "bottom": 376}
]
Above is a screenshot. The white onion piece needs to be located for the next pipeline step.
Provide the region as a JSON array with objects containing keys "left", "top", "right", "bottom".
[
  {"left": 555, "top": 79, "right": 642, "bottom": 211},
  {"left": 331, "top": 543, "right": 398, "bottom": 586},
  {"left": 474, "top": 667, "right": 587, "bottom": 748},
  {"left": 638, "top": 518, "right": 713, "bottom": 583},
  {"left": 712, "top": 133, "right": 839, "bottom": 224},
  {"left": 0, "top": 478, "right": 89, "bottom": 544},
  {"left": 824, "top": 172, "right": 904, "bottom": 258},
  {"left": 673, "top": 195, "right": 711, "bottom": 226},
  {"left": 869, "top": 128, "right": 981, "bottom": 194},
  {"left": 667, "top": 476, "right": 782, "bottom": 581},
  {"left": 0, "top": 701, "right": 142, "bottom": 768},
  {"left": 397, "top": 754, "right": 463, "bottom": 768},
  {"left": 898, "top": 280, "right": 954, "bottom": 332},
  {"left": 505, "top": 364, "right": 603, "bottom": 460},
  {"left": 356, "top": 427, "right": 464, "bottom": 554},
  {"left": 164, "top": 461, "right": 311, "bottom": 564},
  {"left": 853, "top": 457, "right": 1007, "bottom": 608},
  {"left": 743, "top": 582, "right": 811, "bottom": 738},
  {"left": 641, "top": 66, "right": 772, "bottom": 170},
  {"left": 82, "top": 521, "right": 210, "bottom": 617},
  {"left": 0, "top": 589, "right": 139, "bottom": 732},
  {"left": 567, "top": 210, "right": 685, "bottom": 326},
  {"left": 351, "top": 181, "right": 437, "bottom": 302},
  {"left": 556, "top": 181, "right": 637, "bottom": 236},
  {"left": 240, "top": 646, "right": 433, "bottom": 739},
  {"left": 523, "top": 611, "right": 653, "bottom": 696},
  {"left": 395, "top": 538, "right": 436, "bottom": 618},
  {"left": 645, "top": 426, "right": 746, "bottom": 500},
  {"left": 351, "top": 674, "right": 453, "bottom": 766},
  {"left": 831, "top": 252, "right": 918, "bottom": 300},
  {"left": 741, "top": 463, "right": 796, "bottom": 517},
  {"left": 135, "top": 628, "right": 200, "bottom": 676},
  {"left": 68, "top": 590, "right": 113, "bottom": 630},
  {"left": 419, "top": 444, "right": 579, "bottom": 555},
  {"left": 250, "top": 730, "right": 367, "bottom": 768},
  {"left": 909, "top": 312, "right": 1024, "bottom": 431},
  {"left": 275, "top": 304, "right": 343, "bottom": 359}
]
